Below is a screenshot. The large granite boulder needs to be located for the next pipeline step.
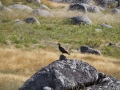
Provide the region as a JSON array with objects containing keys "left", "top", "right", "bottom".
[
  {"left": 19, "top": 55, "right": 99, "bottom": 90},
  {"left": 8, "top": 4, "right": 33, "bottom": 11},
  {"left": 80, "top": 45, "right": 102, "bottom": 55},
  {"left": 70, "top": 16, "right": 92, "bottom": 25}
]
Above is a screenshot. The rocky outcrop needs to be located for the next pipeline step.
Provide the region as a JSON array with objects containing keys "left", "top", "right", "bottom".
[
  {"left": 70, "top": 16, "right": 92, "bottom": 25},
  {"left": 19, "top": 55, "right": 120, "bottom": 90},
  {"left": 19, "top": 55, "right": 98, "bottom": 90},
  {"left": 80, "top": 45, "right": 102, "bottom": 55}
]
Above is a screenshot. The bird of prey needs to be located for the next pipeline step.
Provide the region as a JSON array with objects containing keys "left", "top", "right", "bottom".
[{"left": 57, "top": 43, "right": 70, "bottom": 55}]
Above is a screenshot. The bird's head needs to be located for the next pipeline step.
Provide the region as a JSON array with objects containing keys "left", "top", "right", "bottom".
[{"left": 57, "top": 43, "right": 60, "bottom": 46}]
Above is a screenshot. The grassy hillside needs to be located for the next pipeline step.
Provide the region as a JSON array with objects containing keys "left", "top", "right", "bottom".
[{"left": 0, "top": 1, "right": 120, "bottom": 90}]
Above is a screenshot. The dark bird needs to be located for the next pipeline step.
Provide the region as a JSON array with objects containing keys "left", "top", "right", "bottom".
[{"left": 58, "top": 43, "right": 70, "bottom": 55}]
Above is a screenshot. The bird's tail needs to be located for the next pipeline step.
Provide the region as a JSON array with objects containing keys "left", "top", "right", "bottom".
[{"left": 68, "top": 53, "right": 70, "bottom": 55}]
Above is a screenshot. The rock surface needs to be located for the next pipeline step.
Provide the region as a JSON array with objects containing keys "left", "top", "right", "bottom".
[
  {"left": 80, "top": 45, "right": 102, "bottom": 55},
  {"left": 70, "top": 16, "right": 92, "bottom": 25},
  {"left": 19, "top": 55, "right": 99, "bottom": 90}
]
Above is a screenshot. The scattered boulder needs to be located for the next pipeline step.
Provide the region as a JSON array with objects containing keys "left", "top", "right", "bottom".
[
  {"left": 8, "top": 4, "right": 33, "bottom": 11},
  {"left": 32, "top": 9, "right": 54, "bottom": 17},
  {"left": 70, "top": 16, "right": 92, "bottom": 25},
  {"left": 19, "top": 55, "right": 99, "bottom": 90},
  {"left": 111, "top": 8, "right": 120, "bottom": 14},
  {"left": 24, "top": 17, "right": 40, "bottom": 24},
  {"left": 69, "top": 3, "right": 87, "bottom": 13},
  {"left": 100, "top": 23, "right": 113, "bottom": 28},
  {"left": 80, "top": 45, "right": 102, "bottom": 55}
]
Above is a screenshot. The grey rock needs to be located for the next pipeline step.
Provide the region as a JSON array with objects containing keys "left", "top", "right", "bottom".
[
  {"left": 87, "top": 73, "right": 120, "bottom": 90},
  {"left": 19, "top": 57, "right": 98, "bottom": 90},
  {"left": 111, "top": 8, "right": 120, "bottom": 14},
  {"left": 80, "top": 46, "right": 102, "bottom": 55},
  {"left": 100, "top": 23, "right": 113, "bottom": 28},
  {"left": 70, "top": 16, "right": 92, "bottom": 25},
  {"left": 69, "top": 3, "right": 87, "bottom": 13},
  {"left": 32, "top": 9, "right": 54, "bottom": 17},
  {"left": 0, "top": 1, "right": 2, "bottom": 6},
  {"left": 8, "top": 4, "right": 33, "bottom": 11},
  {"left": 24, "top": 17, "right": 40, "bottom": 24}
]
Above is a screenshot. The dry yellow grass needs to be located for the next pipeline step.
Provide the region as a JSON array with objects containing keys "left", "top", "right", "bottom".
[
  {"left": 0, "top": 47, "right": 120, "bottom": 78},
  {"left": 41, "top": 0, "right": 68, "bottom": 8}
]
